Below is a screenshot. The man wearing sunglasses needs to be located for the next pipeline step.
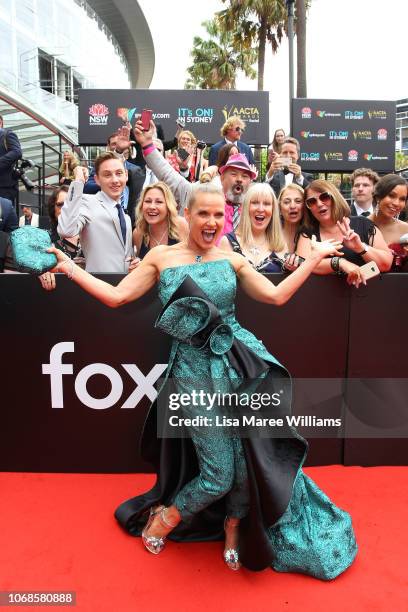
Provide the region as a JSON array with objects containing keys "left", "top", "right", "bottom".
[
  {"left": 266, "top": 136, "right": 312, "bottom": 197},
  {"left": 209, "top": 116, "right": 255, "bottom": 166}
]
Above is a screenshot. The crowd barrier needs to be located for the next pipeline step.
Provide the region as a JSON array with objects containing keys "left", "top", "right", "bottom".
[{"left": 1, "top": 273, "right": 407, "bottom": 472}]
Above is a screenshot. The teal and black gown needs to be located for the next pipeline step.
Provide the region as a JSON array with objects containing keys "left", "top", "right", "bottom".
[{"left": 115, "top": 259, "right": 357, "bottom": 579}]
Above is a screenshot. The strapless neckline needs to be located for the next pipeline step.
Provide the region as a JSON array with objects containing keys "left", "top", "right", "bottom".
[{"left": 159, "top": 258, "right": 235, "bottom": 279}]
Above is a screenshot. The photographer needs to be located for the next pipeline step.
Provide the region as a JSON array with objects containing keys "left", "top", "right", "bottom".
[
  {"left": 0, "top": 115, "right": 22, "bottom": 205},
  {"left": 265, "top": 136, "right": 312, "bottom": 197},
  {"left": 0, "top": 196, "right": 18, "bottom": 273},
  {"left": 167, "top": 130, "right": 207, "bottom": 182}
]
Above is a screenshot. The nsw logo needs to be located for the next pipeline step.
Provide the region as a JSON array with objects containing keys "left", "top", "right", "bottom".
[
  {"left": 301, "top": 107, "right": 312, "bottom": 119},
  {"left": 377, "top": 128, "right": 388, "bottom": 140},
  {"left": 89, "top": 103, "right": 109, "bottom": 125},
  {"left": 348, "top": 150, "right": 359, "bottom": 162}
]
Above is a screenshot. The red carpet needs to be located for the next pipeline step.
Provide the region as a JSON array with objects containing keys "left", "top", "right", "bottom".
[{"left": 0, "top": 467, "right": 407, "bottom": 612}]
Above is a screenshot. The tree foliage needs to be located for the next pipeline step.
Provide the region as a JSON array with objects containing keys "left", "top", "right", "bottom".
[
  {"left": 217, "top": 0, "right": 287, "bottom": 90},
  {"left": 217, "top": 0, "right": 311, "bottom": 92},
  {"left": 185, "top": 19, "right": 257, "bottom": 90}
]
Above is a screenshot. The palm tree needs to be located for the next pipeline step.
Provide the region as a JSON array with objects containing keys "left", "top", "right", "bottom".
[
  {"left": 296, "top": 0, "right": 307, "bottom": 97},
  {"left": 217, "top": 0, "right": 287, "bottom": 91},
  {"left": 218, "top": 0, "right": 311, "bottom": 94},
  {"left": 185, "top": 19, "right": 256, "bottom": 90}
]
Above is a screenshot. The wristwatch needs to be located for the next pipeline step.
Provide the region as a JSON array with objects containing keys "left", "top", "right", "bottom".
[{"left": 357, "top": 243, "right": 369, "bottom": 255}]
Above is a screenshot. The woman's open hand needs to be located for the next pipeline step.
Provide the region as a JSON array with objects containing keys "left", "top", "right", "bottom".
[{"left": 310, "top": 235, "right": 343, "bottom": 259}]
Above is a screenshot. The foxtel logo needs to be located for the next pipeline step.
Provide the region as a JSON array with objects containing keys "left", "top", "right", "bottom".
[{"left": 42, "top": 342, "right": 167, "bottom": 409}]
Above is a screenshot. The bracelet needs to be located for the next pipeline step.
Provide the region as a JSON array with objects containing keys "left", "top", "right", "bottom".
[
  {"left": 142, "top": 143, "right": 155, "bottom": 155},
  {"left": 330, "top": 256, "right": 345, "bottom": 275},
  {"left": 356, "top": 243, "right": 368, "bottom": 256},
  {"left": 58, "top": 258, "right": 75, "bottom": 280}
]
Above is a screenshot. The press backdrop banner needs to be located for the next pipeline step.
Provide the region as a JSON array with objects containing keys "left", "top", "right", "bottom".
[
  {"left": 78, "top": 89, "right": 269, "bottom": 145},
  {"left": 1, "top": 274, "right": 407, "bottom": 473},
  {"left": 291, "top": 98, "right": 395, "bottom": 172}
]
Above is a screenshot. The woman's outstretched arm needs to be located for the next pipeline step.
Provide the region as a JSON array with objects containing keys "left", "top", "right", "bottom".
[
  {"left": 236, "top": 237, "right": 346, "bottom": 305},
  {"left": 48, "top": 246, "right": 159, "bottom": 308}
]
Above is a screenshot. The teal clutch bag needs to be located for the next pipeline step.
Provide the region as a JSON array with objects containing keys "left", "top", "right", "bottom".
[{"left": 10, "top": 226, "right": 57, "bottom": 275}]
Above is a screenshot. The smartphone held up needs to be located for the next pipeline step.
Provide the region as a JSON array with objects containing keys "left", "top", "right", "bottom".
[{"left": 141, "top": 109, "right": 152, "bottom": 131}]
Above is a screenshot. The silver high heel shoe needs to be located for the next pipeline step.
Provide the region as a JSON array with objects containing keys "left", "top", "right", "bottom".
[
  {"left": 142, "top": 505, "right": 178, "bottom": 555},
  {"left": 223, "top": 517, "right": 241, "bottom": 571}
]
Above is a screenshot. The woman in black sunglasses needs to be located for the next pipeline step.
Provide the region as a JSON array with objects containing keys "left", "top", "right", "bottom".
[{"left": 296, "top": 179, "right": 392, "bottom": 285}]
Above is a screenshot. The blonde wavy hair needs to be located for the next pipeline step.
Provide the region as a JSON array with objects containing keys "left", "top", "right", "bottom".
[
  {"left": 59, "top": 150, "right": 79, "bottom": 174},
  {"left": 237, "top": 183, "right": 285, "bottom": 252},
  {"left": 221, "top": 115, "right": 245, "bottom": 137},
  {"left": 135, "top": 182, "right": 181, "bottom": 246},
  {"left": 178, "top": 130, "right": 197, "bottom": 146}
]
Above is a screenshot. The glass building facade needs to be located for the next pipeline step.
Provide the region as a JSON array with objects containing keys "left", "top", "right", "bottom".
[
  {"left": 0, "top": 0, "right": 154, "bottom": 197},
  {"left": 0, "top": 0, "right": 134, "bottom": 133}
]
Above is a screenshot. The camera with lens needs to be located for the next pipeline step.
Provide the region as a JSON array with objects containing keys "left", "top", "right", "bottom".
[
  {"left": 13, "top": 159, "right": 36, "bottom": 191},
  {"left": 196, "top": 141, "right": 206, "bottom": 150}
]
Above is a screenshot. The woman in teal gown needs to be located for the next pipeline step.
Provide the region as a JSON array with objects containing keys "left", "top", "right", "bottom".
[{"left": 49, "top": 183, "right": 359, "bottom": 578}]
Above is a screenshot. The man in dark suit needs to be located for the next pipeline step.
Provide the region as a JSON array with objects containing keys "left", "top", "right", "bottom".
[
  {"left": 209, "top": 116, "right": 255, "bottom": 166},
  {"left": 0, "top": 196, "right": 18, "bottom": 233},
  {"left": 84, "top": 133, "right": 145, "bottom": 228},
  {"left": 265, "top": 136, "right": 312, "bottom": 197},
  {"left": 349, "top": 168, "right": 379, "bottom": 217},
  {"left": 0, "top": 116, "right": 22, "bottom": 205},
  {"left": 0, "top": 196, "right": 18, "bottom": 272}
]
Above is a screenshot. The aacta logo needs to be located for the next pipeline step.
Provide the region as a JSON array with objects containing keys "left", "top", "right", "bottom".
[
  {"left": 89, "top": 103, "right": 109, "bottom": 125},
  {"left": 301, "top": 107, "right": 312, "bottom": 118},
  {"left": 42, "top": 342, "right": 167, "bottom": 409}
]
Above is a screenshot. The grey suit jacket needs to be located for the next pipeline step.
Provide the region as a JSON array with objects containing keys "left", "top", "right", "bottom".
[{"left": 58, "top": 181, "right": 133, "bottom": 273}]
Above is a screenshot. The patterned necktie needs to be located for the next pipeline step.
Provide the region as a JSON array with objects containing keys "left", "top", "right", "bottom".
[
  {"left": 115, "top": 203, "right": 127, "bottom": 243},
  {"left": 361, "top": 211, "right": 370, "bottom": 217},
  {"left": 232, "top": 205, "right": 240, "bottom": 232}
]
